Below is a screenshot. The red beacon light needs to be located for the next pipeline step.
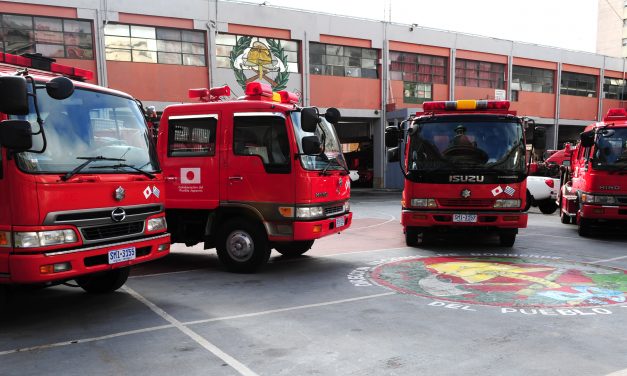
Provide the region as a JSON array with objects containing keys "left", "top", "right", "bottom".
[
  {"left": 603, "top": 108, "right": 627, "bottom": 122},
  {"left": 277, "top": 90, "right": 299, "bottom": 104},
  {"left": 245, "top": 82, "right": 273, "bottom": 97},
  {"left": 0, "top": 52, "right": 93, "bottom": 81},
  {"left": 188, "top": 85, "right": 231, "bottom": 102},
  {"left": 422, "top": 100, "right": 510, "bottom": 112}
]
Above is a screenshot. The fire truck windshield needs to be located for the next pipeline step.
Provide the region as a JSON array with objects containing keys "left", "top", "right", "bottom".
[
  {"left": 593, "top": 128, "right": 627, "bottom": 170},
  {"left": 290, "top": 111, "right": 348, "bottom": 172},
  {"left": 11, "top": 87, "right": 158, "bottom": 175},
  {"left": 408, "top": 118, "right": 525, "bottom": 173}
]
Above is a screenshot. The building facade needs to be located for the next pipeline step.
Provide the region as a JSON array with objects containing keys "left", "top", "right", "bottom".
[
  {"left": 597, "top": 0, "right": 625, "bottom": 58},
  {"left": 2, "top": 0, "right": 626, "bottom": 188}
]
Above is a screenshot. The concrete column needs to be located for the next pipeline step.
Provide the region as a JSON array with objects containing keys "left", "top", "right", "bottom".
[
  {"left": 380, "top": 24, "right": 389, "bottom": 188},
  {"left": 598, "top": 67, "right": 605, "bottom": 121},
  {"left": 554, "top": 62, "right": 562, "bottom": 149},
  {"left": 302, "top": 31, "right": 310, "bottom": 106},
  {"left": 449, "top": 48, "right": 456, "bottom": 100}
]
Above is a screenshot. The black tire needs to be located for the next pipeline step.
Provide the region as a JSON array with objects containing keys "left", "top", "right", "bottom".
[
  {"left": 538, "top": 200, "right": 558, "bottom": 215},
  {"left": 216, "top": 219, "right": 271, "bottom": 273},
  {"left": 560, "top": 210, "right": 572, "bottom": 224},
  {"left": 0, "top": 285, "right": 8, "bottom": 309},
  {"left": 76, "top": 267, "right": 130, "bottom": 293},
  {"left": 499, "top": 230, "right": 517, "bottom": 247},
  {"left": 578, "top": 218, "right": 593, "bottom": 237},
  {"left": 524, "top": 191, "right": 532, "bottom": 212},
  {"left": 405, "top": 227, "right": 419, "bottom": 247},
  {"left": 275, "top": 240, "right": 315, "bottom": 257}
]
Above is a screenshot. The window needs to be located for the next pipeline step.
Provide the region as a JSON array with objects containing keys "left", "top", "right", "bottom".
[
  {"left": 215, "top": 34, "right": 299, "bottom": 73},
  {"left": 309, "top": 42, "right": 378, "bottom": 79},
  {"left": 603, "top": 77, "right": 627, "bottom": 100},
  {"left": 403, "top": 82, "right": 432, "bottom": 104},
  {"left": 233, "top": 114, "right": 290, "bottom": 173},
  {"left": 104, "top": 24, "right": 205, "bottom": 66},
  {"left": 168, "top": 116, "right": 217, "bottom": 157},
  {"left": 511, "top": 66, "right": 554, "bottom": 93},
  {"left": 389, "top": 52, "right": 446, "bottom": 103},
  {"left": 0, "top": 13, "right": 93, "bottom": 59},
  {"left": 455, "top": 59, "right": 505, "bottom": 89},
  {"left": 560, "top": 72, "right": 597, "bottom": 97}
]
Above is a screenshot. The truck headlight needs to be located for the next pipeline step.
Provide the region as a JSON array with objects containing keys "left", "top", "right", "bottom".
[
  {"left": 296, "top": 207, "right": 324, "bottom": 218},
  {"left": 411, "top": 199, "right": 437, "bottom": 208},
  {"left": 494, "top": 199, "right": 521, "bottom": 208},
  {"left": 343, "top": 201, "right": 350, "bottom": 213},
  {"left": 594, "top": 195, "right": 617, "bottom": 205},
  {"left": 14, "top": 229, "right": 77, "bottom": 248},
  {"left": 581, "top": 193, "right": 594, "bottom": 203},
  {"left": 146, "top": 217, "right": 167, "bottom": 232}
]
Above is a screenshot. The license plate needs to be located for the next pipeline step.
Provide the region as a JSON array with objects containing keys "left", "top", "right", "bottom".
[
  {"left": 336, "top": 216, "right": 346, "bottom": 228},
  {"left": 108, "top": 247, "right": 136, "bottom": 264},
  {"left": 453, "top": 214, "right": 477, "bottom": 223}
]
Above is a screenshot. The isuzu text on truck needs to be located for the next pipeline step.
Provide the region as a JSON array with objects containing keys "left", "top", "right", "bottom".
[
  {"left": 386, "top": 100, "right": 544, "bottom": 247},
  {"left": 157, "top": 82, "right": 352, "bottom": 272},
  {"left": 0, "top": 53, "right": 170, "bottom": 298},
  {"left": 559, "top": 108, "right": 627, "bottom": 236}
]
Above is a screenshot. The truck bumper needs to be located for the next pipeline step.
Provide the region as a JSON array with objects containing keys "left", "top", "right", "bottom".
[
  {"left": 401, "top": 210, "right": 527, "bottom": 229},
  {"left": 290, "top": 212, "right": 352, "bottom": 241},
  {"left": 4, "top": 233, "right": 170, "bottom": 284},
  {"left": 581, "top": 205, "right": 627, "bottom": 221}
]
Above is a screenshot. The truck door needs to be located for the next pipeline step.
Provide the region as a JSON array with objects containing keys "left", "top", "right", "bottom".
[
  {"left": 0, "top": 148, "right": 9, "bottom": 276},
  {"left": 225, "top": 112, "right": 295, "bottom": 207},
  {"left": 162, "top": 113, "right": 220, "bottom": 210}
]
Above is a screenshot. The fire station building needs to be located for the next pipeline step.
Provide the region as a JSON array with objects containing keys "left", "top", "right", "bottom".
[{"left": 1, "top": 0, "right": 625, "bottom": 188}]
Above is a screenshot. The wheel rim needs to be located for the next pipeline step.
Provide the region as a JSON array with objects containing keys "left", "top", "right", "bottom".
[{"left": 226, "top": 230, "right": 255, "bottom": 262}]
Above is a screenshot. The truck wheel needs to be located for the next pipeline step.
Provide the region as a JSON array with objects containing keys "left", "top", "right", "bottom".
[
  {"left": 275, "top": 240, "right": 315, "bottom": 257},
  {"left": 560, "top": 210, "right": 572, "bottom": 224},
  {"left": 499, "top": 230, "right": 517, "bottom": 247},
  {"left": 578, "top": 218, "right": 592, "bottom": 237},
  {"left": 0, "top": 285, "right": 8, "bottom": 309},
  {"left": 538, "top": 200, "right": 558, "bottom": 215},
  {"left": 405, "top": 227, "right": 419, "bottom": 247},
  {"left": 217, "top": 219, "right": 271, "bottom": 273},
  {"left": 524, "top": 191, "right": 532, "bottom": 212},
  {"left": 76, "top": 267, "right": 130, "bottom": 293}
]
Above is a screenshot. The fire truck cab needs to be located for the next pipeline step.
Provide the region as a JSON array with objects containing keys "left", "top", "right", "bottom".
[
  {"left": 386, "top": 100, "right": 544, "bottom": 247},
  {"left": 0, "top": 53, "right": 170, "bottom": 297},
  {"left": 157, "top": 82, "right": 352, "bottom": 273},
  {"left": 559, "top": 108, "right": 627, "bottom": 236}
]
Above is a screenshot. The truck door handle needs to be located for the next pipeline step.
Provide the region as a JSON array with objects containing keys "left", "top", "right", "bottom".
[
  {"left": 229, "top": 176, "right": 243, "bottom": 182},
  {"left": 165, "top": 176, "right": 178, "bottom": 182}
]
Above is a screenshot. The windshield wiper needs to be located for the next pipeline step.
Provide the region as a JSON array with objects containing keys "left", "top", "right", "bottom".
[
  {"left": 320, "top": 157, "right": 349, "bottom": 176},
  {"left": 91, "top": 163, "right": 156, "bottom": 179},
  {"left": 62, "top": 156, "right": 126, "bottom": 181}
]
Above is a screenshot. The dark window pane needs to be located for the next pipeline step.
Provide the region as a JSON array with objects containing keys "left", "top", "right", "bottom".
[
  {"left": 182, "top": 30, "right": 204, "bottom": 43},
  {"left": 361, "top": 69, "right": 378, "bottom": 78},
  {"left": 309, "top": 42, "right": 325, "bottom": 55},
  {"left": 34, "top": 17, "right": 62, "bottom": 32},
  {"left": 156, "top": 28, "right": 181, "bottom": 41},
  {"left": 309, "top": 54, "right": 323, "bottom": 65},
  {"left": 4, "top": 15, "right": 32, "bottom": 29},
  {"left": 332, "top": 65, "right": 345, "bottom": 76}
]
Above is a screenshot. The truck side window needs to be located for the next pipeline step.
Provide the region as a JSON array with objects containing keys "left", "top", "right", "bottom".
[
  {"left": 168, "top": 116, "right": 217, "bottom": 157},
  {"left": 233, "top": 115, "right": 290, "bottom": 173}
]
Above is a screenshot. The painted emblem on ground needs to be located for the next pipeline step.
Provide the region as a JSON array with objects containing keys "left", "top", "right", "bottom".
[{"left": 348, "top": 253, "right": 627, "bottom": 316}]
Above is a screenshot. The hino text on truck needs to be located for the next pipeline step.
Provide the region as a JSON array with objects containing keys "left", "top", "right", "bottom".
[
  {"left": 386, "top": 99, "right": 544, "bottom": 247},
  {"left": 559, "top": 108, "right": 627, "bottom": 236},
  {"left": 157, "top": 82, "right": 352, "bottom": 272},
  {"left": 0, "top": 53, "right": 170, "bottom": 299}
]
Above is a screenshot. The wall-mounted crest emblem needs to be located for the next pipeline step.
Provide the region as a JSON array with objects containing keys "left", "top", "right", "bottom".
[{"left": 229, "top": 36, "right": 290, "bottom": 91}]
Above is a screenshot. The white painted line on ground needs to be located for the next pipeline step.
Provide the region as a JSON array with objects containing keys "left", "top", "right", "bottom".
[
  {"left": 589, "top": 255, "right": 627, "bottom": 264},
  {"left": 605, "top": 369, "right": 627, "bottom": 376},
  {"left": 122, "top": 286, "right": 259, "bottom": 376},
  {"left": 345, "top": 214, "right": 397, "bottom": 231},
  {"left": 0, "top": 324, "right": 173, "bottom": 356},
  {"left": 322, "top": 247, "right": 412, "bottom": 258},
  {"left": 185, "top": 292, "right": 396, "bottom": 326}
]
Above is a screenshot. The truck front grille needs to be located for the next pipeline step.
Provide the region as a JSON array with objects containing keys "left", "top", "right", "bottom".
[
  {"left": 438, "top": 199, "right": 495, "bottom": 208},
  {"left": 324, "top": 205, "right": 344, "bottom": 216},
  {"left": 81, "top": 222, "right": 144, "bottom": 241}
]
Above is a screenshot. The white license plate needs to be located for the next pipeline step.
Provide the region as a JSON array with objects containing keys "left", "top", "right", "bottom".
[
  {"left": 336, "top": 216, "right": 346, "bottom": 228},
  {"left": 453, "top": 214, "right": 478, "bottom": 223},
  {"left": 108, "top": 247, "right": 136, "bottom": 264}
]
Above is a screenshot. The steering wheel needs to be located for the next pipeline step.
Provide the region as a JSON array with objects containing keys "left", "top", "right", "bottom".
[{"left": 442, "top": 145, "right": 489, "bottom": 164}]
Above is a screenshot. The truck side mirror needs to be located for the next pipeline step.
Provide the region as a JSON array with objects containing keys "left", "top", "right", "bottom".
[
  {"left": 387, "top": 146, "right": 400, "bottom": 163},
  {"left": 0, "top": 76, "right": 29, "bottom": 115},
  {"left": 532, "top": 126, "right": 546, "bottom": 151},
  {"left": 301, "top": 107, "right": 320, "bottom": 132},
  {"left": 45, "top": 76, "right": 74, "bottom": 100},
  {"left": 580, "top": 131, "right": 594, "bottom": 148},
  {"left": 302, "top": 135, "right": 322, "bottom": 155},
  {"left": 0, "top": 120, "right": 33, "bottom": 151},
  {"left": 385, "top": 126, "right": 400, "bottom": 148},
  {"left": 324, "top": 107, "right": 341, "bottom": 125}
]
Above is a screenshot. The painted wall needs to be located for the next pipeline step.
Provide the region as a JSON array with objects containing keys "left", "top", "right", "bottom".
[
  {"left": 602, "top": 99, "right": 627, "bottom": 116},
  {"left": 106, "top": 62, "right": 208, "bottom": 103},
  {"left": 560, "top": 95, "right": 599, "bottom": 121},
  {"left": 510, "top": 92, "right": 556, "bottom": 118},
  {"left": 454, "top": 86, "right": 502, "bottom": 101},
  {"left": 310, "top": 76, "right": 380, "bottom": 109}
]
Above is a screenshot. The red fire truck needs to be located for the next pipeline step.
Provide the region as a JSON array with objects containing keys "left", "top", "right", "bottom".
[
  {"left": 559, "top": 108, "right": 627, "bottom": 236},
  {"left": 0, "top": 53, "right": 170, "bottom": 298},
  {"left": 157, "top": 82, "right": 352, "bottom": 272},
  {"left": 386, "top": 100, "right": 544, "bottom": 247}
]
